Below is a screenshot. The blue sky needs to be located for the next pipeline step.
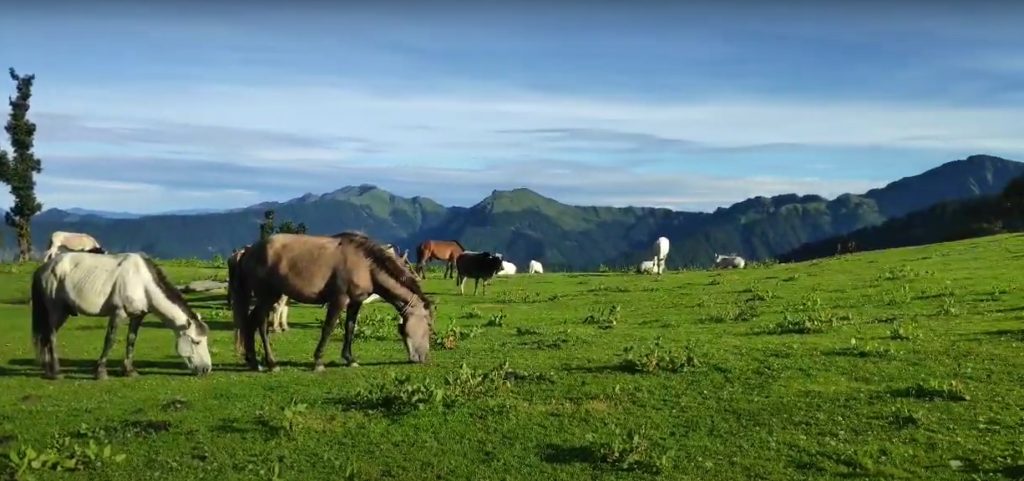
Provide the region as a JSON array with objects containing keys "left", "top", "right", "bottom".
[{"left": 1, "top": 0, "right": 1022, "bottom": 213}]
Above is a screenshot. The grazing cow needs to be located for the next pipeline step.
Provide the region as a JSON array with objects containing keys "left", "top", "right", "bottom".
[
  {"left": 497, "top": 260, "right": 517, "bottom": 276},
  {"left": 528, "top": 260, "right": 544, "bottom": 274},
  {"left": 714, "top": 253, "right": 746, "bottom": 269},
  {"left": 637, "top": 260, "right": 656, "bottom": 274},
  {"left": 651, "top": 236, "right": 670, "bottom": 274},
  {"left": 42, "top": 231, "right": 107, "bottom": 262},
  {"left": 455, "top": 251, "right": 504, "bottom": 295}
]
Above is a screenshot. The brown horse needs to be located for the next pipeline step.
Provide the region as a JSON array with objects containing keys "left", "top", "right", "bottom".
[
  {"left": 230, "top": 232, "right": 434, "bottom": 372},
  {"left": 415, "top": 239, "right": 465, "bottom": 279}
]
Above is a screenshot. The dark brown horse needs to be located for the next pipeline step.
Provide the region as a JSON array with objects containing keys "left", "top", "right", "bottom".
[{"left": 415, "top": 240, "right": 465, "bottom": 279}]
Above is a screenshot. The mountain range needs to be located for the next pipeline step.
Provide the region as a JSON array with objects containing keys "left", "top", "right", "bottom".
[{"left": 3, "top": 154, "right": 1023, "bottom": 270}]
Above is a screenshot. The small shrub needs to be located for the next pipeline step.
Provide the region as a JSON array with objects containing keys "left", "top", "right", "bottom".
[
  {"left": 882, "top": 284, "right": 912, "bottom": 306},
  {"left": 484, "top": 311, "right": 507, "bottom": 328},
  {"left": 495, "top": 289, "right": 544, "bottom": 304},
  {"left": 620, "top": 338, "right": 699, "bottom": 374},
  {"left": 514, "top": 326, "right": 543, "bottom": 336},
  {"left": 889, "top": 321, "right": 921, "bottom": 341},
  {"left": 354, "top": 311, "right": 397, "bottom": 341},
  {"left": 586, "top": 425, "right": 671, "bottom": 474},
  {"left": 5, "top": 437, "right": 126, "bottom": 476},
  {"left": 938, "top": 296, "right": 958, "bottom": 316},
  {"left": 896, "top": 380, "right": 970, "bottom": 402},
  {"left": 435, "top": 323, "right": 481, "bottom": 350},
  {"left": 459, "top": 307, "right": 484, "bottom": 320},
  {"left": 583, "top": 305, "right": 620, "bottom": 329},
  {"left": 762, "top": 310, "right": 847, "bottom": 335},
  {"left": 256, "top": 398, "right": 309, "bottom": 436}
]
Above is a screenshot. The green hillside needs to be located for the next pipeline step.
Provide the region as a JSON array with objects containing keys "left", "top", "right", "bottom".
[
  {"left": 2, "top": 234, "right": 1023, "bottom": 480},
  {"left": 5, "top": 155, "right": 1023, "bottom": 269}
]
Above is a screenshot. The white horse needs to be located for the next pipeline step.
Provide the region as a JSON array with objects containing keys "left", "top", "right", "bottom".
[
  {"left": 497, "top": 260, "right": 517, "bottom": 276},
  {"left": 652, "top": 236, "right": 670, "bottom": 274},
  {"left": 714, "top": 253, "right": 746, "bottom": 269},
  {"left": 637, "top": 260, "right": 656, "bottom": 274},
  {"left": 31, "top": 252, "right": 212, "bottom": 380},
  {"left": 528, "top": 260, "right": 544, "bottom": 274},
  {"left": 268, "top": 295, "right": 289, "bottom": 332},
  {"left": 42, "top": 231, "right": 107, "bottom": 262}
]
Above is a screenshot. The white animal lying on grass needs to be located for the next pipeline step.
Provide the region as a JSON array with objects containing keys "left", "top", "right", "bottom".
[
  {"left": 637, "top": 260, "right": 656, "bottom": 274},
  {"left": 497, "top": 260, "right": 517, "bottom": 276},
  {"left": 714, "top": 253, "right": 746, "bottom": 269}
]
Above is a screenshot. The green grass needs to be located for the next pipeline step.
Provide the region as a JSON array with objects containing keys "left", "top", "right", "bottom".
[{"left": 2, "top": 234, "right": 1024, "bottom": 480}]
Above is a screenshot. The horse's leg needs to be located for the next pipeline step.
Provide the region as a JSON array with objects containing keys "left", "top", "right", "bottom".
[
  {"left": 474, "top": 278, "right": 480, "bottom": 295},
  {"left": 258, "top": 306, "right": 278, "bottom": 372},
  {"left": 312, "top": 299, "right": 344, "bottom": 372},
  {"left": 245, "top": 297, "right": 272, "bottom": 371},
  {"left": 94, "top": 314, "right": 123, "bottom": 380},
  {"left": 458, "top": 275, "right": 466, "bottom": 295},
  {"left": 44, "top": 312, "right": 68, "bottom": 380},
  {"left": 280, "top": 297, "right": 289, "bottom": 331},
  {"left": 341, "top": 301, "right": 363, "bottom": 367},
  {"left": 122, "top": 314, "right": 144, "bottom": 377}
]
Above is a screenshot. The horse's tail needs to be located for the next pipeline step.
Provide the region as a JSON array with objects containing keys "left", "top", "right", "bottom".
[
  {"left": 229, "top": 261, "right": 252, "bottom": 358},
  {"left": 30, "top": 271, "right": 52, "bottom": 364}
]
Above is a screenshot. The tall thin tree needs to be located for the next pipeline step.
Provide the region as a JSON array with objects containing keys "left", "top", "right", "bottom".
[{"left": 0, "top": 68, "right": 43, "bottom": 262}]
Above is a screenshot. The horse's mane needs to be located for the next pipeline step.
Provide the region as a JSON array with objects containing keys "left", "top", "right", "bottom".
[
  {"left": 450, "top": 240, "right": 465, "bottom": 250},
  {"left": 140, "top": 256, "right": 199, "bottom": 320},
  {"left": 334, "top": 232, "right": 432, "bottom": 309}
]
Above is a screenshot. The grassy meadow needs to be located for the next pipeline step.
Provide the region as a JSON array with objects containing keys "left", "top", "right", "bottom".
[{"left": 1, "top": 234, "right": 1024, "bottom": 480}]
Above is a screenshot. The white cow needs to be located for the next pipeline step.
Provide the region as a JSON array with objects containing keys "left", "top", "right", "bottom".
[
  {"left": 651, "top": 236, "right": 670, "bottom": 274},
  {"left": 497, "top": 260, "right": 517, "bottom": 276},
  {"left": 528, "top": 260, "right": 544, "bottom": 274},
  {"left": 714, "top": 253, "right": 746, "bottom": 269},
  {"left": 637, "top": 260, "right": 656, "bottom": 274}
]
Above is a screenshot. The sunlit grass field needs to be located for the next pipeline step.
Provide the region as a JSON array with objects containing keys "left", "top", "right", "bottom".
[{"left": 1, "top": 234, "right": 1023, "bottom": 480}]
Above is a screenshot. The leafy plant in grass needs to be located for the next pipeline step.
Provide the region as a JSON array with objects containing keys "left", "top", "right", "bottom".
[
  {"left": 459, "top": 307, "right": 484, "bottom": 320},
  {"left": 762, "top": 309, "right": 849, "bottom": 335},
  {"left": 435, "top": 323, "right": 481, "bottom": 350},
  {"left": 586, "top": 425, "right": 671, "bottom": 474},
  {"left": 5, "top": 436, "right": 126, "bottom": 478},
  {"left": 889, "top": 321, "right": 921, "bottom": 341},
  {"left": 888, "top": 404, "right": 927, "bottom": 428},
  {"left": 350, "top": 361, "right": 546, "bottom": 414},
  {"left": 496, "top": 289, "right": 543, "bottom": 304},
  {"left": 746, "top": 284, "right": 775, "bottom": 302},
  {"left": 354, "top": 311, "right": 397, "bottom": 341},
  {"left": 514, "top": 326, "right": 543, "bottom": 336},
  {"left": 882, "top": 284, "right": 912, "bottom": 306},
  {"left": 582, "top": 304, "right": 620, "bottom": 329},
  {"left": 620, "top": 337, "right": 699, "bottom": 374},
  {"left": 896, "top": 379, "right": 970, "bottom": 402},
  {"left": 701, "top": 302, "right": 758, "bottom": 323},
  {"left": 939, "top": 295, "right": 959, "bottom": 316},
  {"left": 484, "top": 311, "right": 507, "bottom": 327},
  {"left": 257, "top": 398, "right": 309, "bottom": 436}
]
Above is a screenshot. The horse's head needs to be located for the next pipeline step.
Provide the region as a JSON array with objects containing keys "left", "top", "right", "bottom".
[
  {"left": 397, "top": 300, "right": 433, "bottom": 363},
  {"left": 176, "top": 313, "right": 212, "bottom": 375}
]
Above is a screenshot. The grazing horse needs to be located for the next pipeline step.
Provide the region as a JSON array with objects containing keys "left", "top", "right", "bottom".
[
  {"left": 415, "top": 240, "right": 465, "bottom": 279},
  {"left": 528, "top": 260, "right": 544, "bottom": 274},
  {"left": 652, "top": 236, "right": 670, "bottom": 274},
  {"left": 42, "top": 231, "right": 107, "bottom": 262},
  {"left": 714, "top": 253, "right": 746, "bottom": 269},
  {"left": 31, "top": 252, "right": 212, "bottom": 380},
  {"left": 231, "top": 232, "right": 434, "bottom": 372}
]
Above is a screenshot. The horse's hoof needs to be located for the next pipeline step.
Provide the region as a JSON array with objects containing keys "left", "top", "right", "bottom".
[
  {"left": 268, "top": 364, "right": 280, "bottom": 373},
  {"left": 95, "top": 370, "right": 108, "bottom": 381},
  {"left": 346, "top": 361, "right": 360, "bottom": 368},
  {"left": 124, "top": 369, "right": 139, "bottom": 378},
  {"left": 313, "top": 364, "right": 326, "bottom": 373}
]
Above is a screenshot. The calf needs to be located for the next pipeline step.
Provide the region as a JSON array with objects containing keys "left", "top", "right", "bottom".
[{"left": 456, "top": 251, "right": 505, "bottom": 295}]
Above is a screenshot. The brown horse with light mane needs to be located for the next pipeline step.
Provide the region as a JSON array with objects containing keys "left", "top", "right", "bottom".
[
  {"left": 415, "top": 239, "right": 465, "bottom": 279},
  {"left": 230, "top": 232, "right": 434, "bottom": 372}
]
